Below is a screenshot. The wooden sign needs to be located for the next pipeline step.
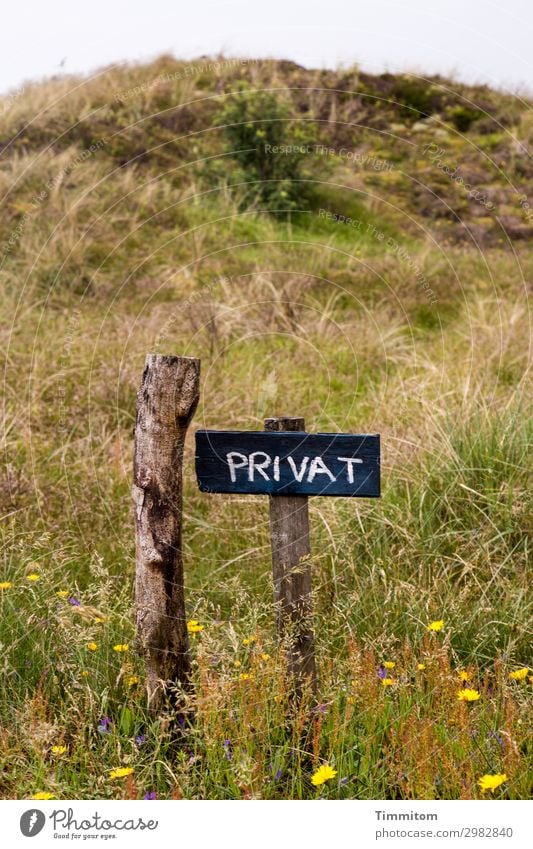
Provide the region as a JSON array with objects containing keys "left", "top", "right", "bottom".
[{"left": 195, "top": 430, "right": 380, "bottom": 497}]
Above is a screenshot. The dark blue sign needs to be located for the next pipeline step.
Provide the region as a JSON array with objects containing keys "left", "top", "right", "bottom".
[{"left": 195, "top": 430, "right": 380, "bottom": 497}]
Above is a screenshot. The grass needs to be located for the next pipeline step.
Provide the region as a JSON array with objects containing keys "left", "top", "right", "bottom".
[{"left": 0, "top": 56, "right": 531, "bottom": 800}]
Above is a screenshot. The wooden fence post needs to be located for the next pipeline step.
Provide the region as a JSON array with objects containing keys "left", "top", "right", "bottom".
[
  {"left": 264, "top": 416, "right": 317, "bottom": 695},
  {"left": 133, "top": 354, "right": 200, "bottom": 710}
]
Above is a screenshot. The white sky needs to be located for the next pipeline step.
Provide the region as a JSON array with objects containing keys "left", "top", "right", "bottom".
[{"left": 0, "top": 0, "right": 532, "bottom": 95}]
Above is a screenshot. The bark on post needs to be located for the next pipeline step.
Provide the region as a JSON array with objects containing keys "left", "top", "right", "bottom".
[
  {"left": 133, "top": 354, "right": 200, "bottom": 711},
  {"left": 264, "top": 416, "right": 317, "bottom": 695}
]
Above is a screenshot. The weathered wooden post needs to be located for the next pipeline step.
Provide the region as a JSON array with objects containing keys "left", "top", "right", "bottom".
[
  {"left": 133, "top": 354, "right": 200, "bottom": 710},
  {"left": 264, "top": 416, "right": 317, "bottom": 695}
]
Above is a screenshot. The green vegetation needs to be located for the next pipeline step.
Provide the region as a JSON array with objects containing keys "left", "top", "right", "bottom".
[{"left": 0, "top": 56, "right": 531, "bottom": 800}]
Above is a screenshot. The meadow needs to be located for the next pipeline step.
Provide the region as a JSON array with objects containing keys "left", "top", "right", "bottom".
[{"left": 0, "top": 56, "right": 531, "bottom": 799}]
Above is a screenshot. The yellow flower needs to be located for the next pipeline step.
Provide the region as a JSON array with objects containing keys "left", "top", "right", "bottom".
[
  {"left": 94, "top": 616, "right": 105, "bottom": 623},
  {"left": 87, "top": 642, "right": 98, "bottom": 652},
  {"left": 31, "top": 791, "right": 54, "bottom": 800},
  {"left": 427, "top": 620, "right": 444, "bottom": 632},
  {"left": 51, "top": 745, "right": 67, "bottom": 756},
  {"left": 478, "top": 773, "right": 507, "bottom": 793},
  {"left": 56, "top": 590, "right": 69, "bottom": 598},
  {"left": 458, "top": 670, "right": 471, "bottom": 681},
  {"left": 127, "top": 675, "right": 139, "bottom": 686},
  {"left": 417, "top": 663, "right": 426, "bottom": 671},
  {"left": 509, "top": 667, "right": 529, "bottom": 681},
  {"left": 113, "top": 644, "right": 129, "bottom": 652},
  {"left": 383, "top": 661, "right": 395, "bottom": 669},
  {"left": 260, "top": 653, "right": 271, "bottom": 661},
  {"left": 239, "top": 672, "right": 253, "bottom": 680},
  {"left": 0, "top": 581, "right": 12, "bottom": 590},
  {"left": 26, "top": 573, "right": 40, "bottom": 582},
  {"left": 311, "top": 764, "right": 337, "bottom": 786},
  {"left": 109, "top": 767, "right": 134, "bottom": 780},
  {"left": 381, "top": 678, "right": 394, "bottom": 687},
  {"left": 242, "top": 636, "right": 256, "bottom": 646},
  {"left": 81, "top": 671, "right": 89, "bottom": 678},
  {"left": 234, "top": 660, "right": 242, "bottom": 668},
  {"left": 347, "top": 696, "right": 355, "bottom": 705},
  {"left": 457, "top": 688, "right": 480, "bottom": 702},
  {"left": 187, "top": 620, "right": 204, "bottom": 634}
]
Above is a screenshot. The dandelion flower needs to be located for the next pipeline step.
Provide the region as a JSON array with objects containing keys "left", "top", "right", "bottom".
[
  {"left": 0, "top": 581, "right": 12, "bottom": 590},
  {"left": 457, "top": 688, "right": 480, "bottom": 702},
  {"left": 87, "top": 642, "right": 98, "bottom": 652},
  {"left": 381, "top": 678, "right": 394, "bottom": 687},
  {"left": 458, "top": 670, "right": 471, "bottom": 681},
  {"left": 239, "top": 672, "right": 253, "bottom": 681},
  {"left": 81, "top": 671, "right": 89, "bottom": 678},
  {"left": 51, "top": 745, "right": 67, "bottom": 756},
  {"left": 417, "top": 663, "right": 426, "bottom": 671},
  {"left": 478, "top": 773, "right": 507, "bottom": 793},
  {"left": 311, "top": 764, "right": 337, "bottom": 786},
  {"left": 187, "top": 620, "right": 204, "bottom": 634},
  {"left": 31, "top": 791, "right": 54, "bottom": 800},
  {"left": 26, "top": 573, "right": 40, "bottom": 582},
  {"left": 113, "top": 644, "right": 129, "bottom": 653},
  {"left": 127, "top": 675, "right": 139, "bottom": 687},
  {"left": 427, "top": 620, "right": 444, "bottom": 632},
  {"left": 56, "top": 590, "right": 69, "bottom": 598},
  {"left": 383, "top": 661, "right": 395, "bottom": 669},
  {"left": 109, "top": 767, "right": 134, "bottom": 780},
  {"left": 509, "top": 667, "right": 529, "bottom": 681}
]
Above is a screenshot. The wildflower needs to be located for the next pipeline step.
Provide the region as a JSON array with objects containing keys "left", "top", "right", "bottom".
[
  {"left": 223, "top": 739, "right": 232, "bottom": 761},
  {"left": 478, "top": 773, "right": 507, "bottom": 793},
  {"left": 56, "top": 590, "right": 69, "bottom": 598},
  {"left": 260, "top": 653, "right": 271, "bottom": 661},
  {"left": 51, "top": 745, "right": 67, "bottom": 756},
  {"left": 234, "top": 660, "right": 242, "bottom": 668},
  {"left": 381, "top": 678, "right": 394, "bottom": 687},
  {"left": 26, "top": 573, "right": 40, "bottom": 582},
  {"left": 69, "top": 597, "right": 81, "bottom": 606},
  {"left": 94, "top": 616, "right": 105, "bottom": 623},
  {"left": 87, "top": 642, "right": 98, "bottom": 652},
  {"left": 127, "top": 675, "right": 139, "bottom": 687},
  {"left": 81, "top": 671, "right": 89, "bottom": 678},
  {"left": 509, "top": 667, "right": 529, "bottom": 681},
  {"left": 31, "top": 791, "right": 54, "bottom": 800},
  {"left": 417, "top": 663, "right": 426, "bottom": 671},
  {"left": 143, "top": 791, "right": 157, "bottom": 800},
  {"left": 135, "top": 734, "right": 147, "bottom": 746},
  {"left": 0, "top": 581, "right": 12, "bottom": 590},
  {"left": 427, "top": 620, "right": 444, "bottom": 632},
  {"left": 312, "top": 703, "right": 328, "bottom": 715},
  {"left": 242, "top": 636, "right": 256, "bottom": 646},
  {"left": 239, "top": 672, "right": 253, "bottom": 680},
  {"left": 383, "top": 661, "right": 395, "bottom": 669},
  {"left": 109, "top": 767, "right": 134, "bottom": 779},
  {"left": 113, "top": 644, "right": 129, "bottom": 652},
  {"left": 458, "top": 670, "right": 471, "bottom": 682},
  {"left": 311, "top": 764, "right": 337, "bottom": 786},
  {"left": 273, "top": 768, "right": 283, "bottom": 781},
  {"left": 98, "top": 716, "right": 111, "bottom": 734},
  {"left": 347, "top": 696, "right": 355, "bottom": 705},
  {"left": 457, "top": 688, "right": 480, "bottom": 702},
  {"left": 187, "top": 620, "right": 204, "bottom": 634},
  {"left": 377, "top": 666, "right": 388, "bottom": 680}
]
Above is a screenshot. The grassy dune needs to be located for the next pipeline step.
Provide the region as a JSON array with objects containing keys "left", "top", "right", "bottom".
[{"left": 0, "top": 56, "right": 531, "bottom": 799}]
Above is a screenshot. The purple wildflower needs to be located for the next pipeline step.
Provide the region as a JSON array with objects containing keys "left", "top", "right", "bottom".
[
  {"left": 273, "top": 769, "right": 283, "bottom": 781},
  {"left": 135, "top": 734, "right": 147, "bottom": 746},
  {"left": 340, "top": 777, "right": 349, "bottom": 786},
  {"left": 312, "top": 703, "right": 328, "bottom": 715},
  {"left": 69, "top": 597, "right": 81, "bottom": 606},
  {"left": 223, "top": 739, "right": 232, "bottom": 761},
  {"left": 487, "top": 731, "right": 504, "bottom": 747},
  {"left": 98, "top": 716, "right": 111, "bottom": 734},
  {"left": 377, "top": 666, "right": 387, "bottom": 680},
  {"left": 143, "top": 791, "right": 157, "bottom": 800}
]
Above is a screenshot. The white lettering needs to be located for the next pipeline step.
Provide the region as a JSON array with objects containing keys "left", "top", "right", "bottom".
[
  {"left": 248, "top": 451, "right": 271, "bottom": 481},
  {"left": 226, "top": 452, "right": 248, "bottom": 482},
  {"left": 273, "top": 455, "right": 280, "bottom": 481},
  {"left": 337, "top": 456, "right": 363, "bottom": 483},
  {"left": 287, "top": 456, "right": 309, "bottom": 482},
  {"left": 307, "top": 456, "right": 335, "bottom": 482}
]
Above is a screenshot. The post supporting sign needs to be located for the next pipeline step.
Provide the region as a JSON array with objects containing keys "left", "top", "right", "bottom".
[{"left": 196, "top": 420, "right": 380, "bottom": 694}]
